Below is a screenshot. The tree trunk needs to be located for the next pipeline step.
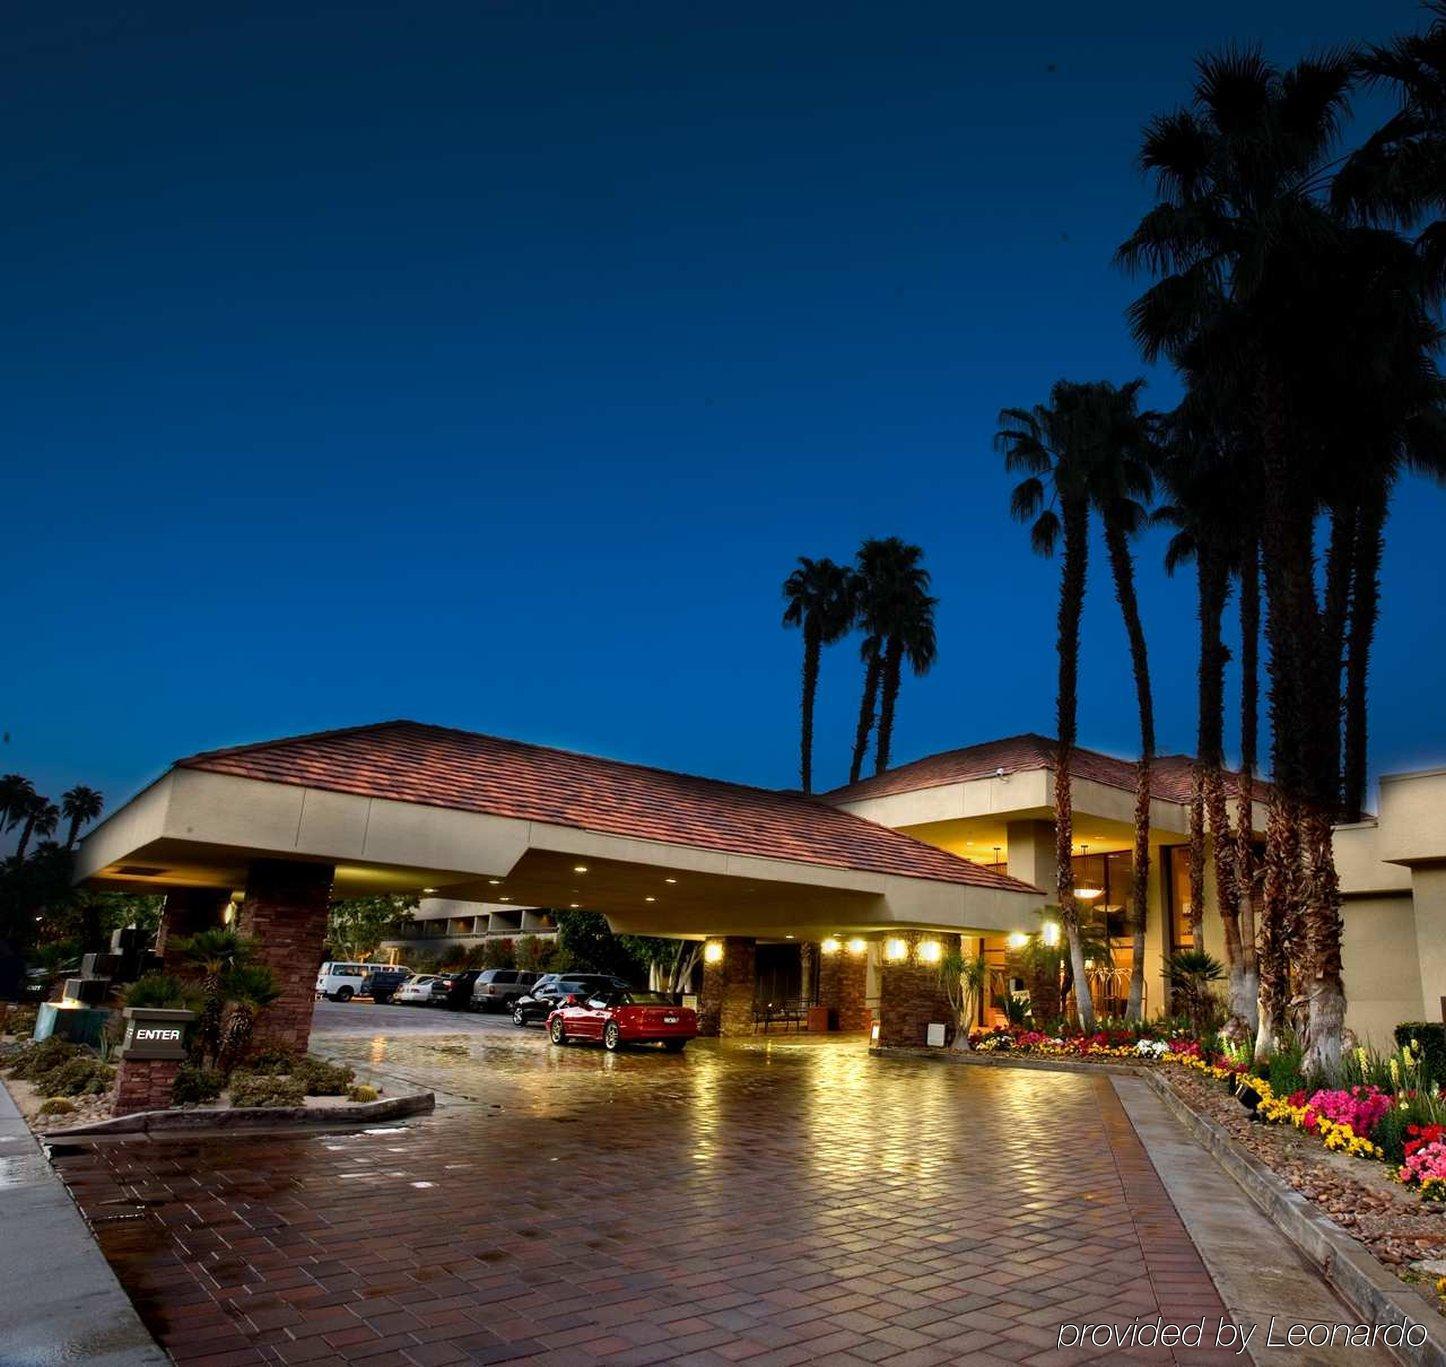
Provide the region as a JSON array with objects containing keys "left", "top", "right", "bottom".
[
  {"left": 1235, "top": 537, "right": 1261, "bottom": 1036},
  {"left": 799, "top": 626, "right": 821, "bottom": 793},
  {"left": 1341, "top": 489, "right": 1386, "bottom": 823},
  {"left": 1056, "top": 498, "right": 1094, "bottom": 1032},
  {"left": 874, "top": 637, "right": 904, "bottom": 776},
  {"left": 848, "top": 646, "right": 882, "bottom": 785},
  {"left": 1103, "top": 517, "right": 1154, "bottom": 1025},
  {"left": 1300, "top": 800, "right": 1347, "bottom": 1082},
  {"left": 14, "top": 817, "right": 36, "bottom": 861}
]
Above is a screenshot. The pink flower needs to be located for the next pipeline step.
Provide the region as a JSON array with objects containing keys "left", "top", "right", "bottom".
[{"left": 1302, "top": 1086, "right": 1392, "bottom": 1140}]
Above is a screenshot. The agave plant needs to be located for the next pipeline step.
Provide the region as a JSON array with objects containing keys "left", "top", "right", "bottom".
[{"left": 217, "top": 964, "right": 282, "bottom": 1073}]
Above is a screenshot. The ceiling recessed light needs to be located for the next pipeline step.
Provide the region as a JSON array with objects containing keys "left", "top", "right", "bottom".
[
  {"left": 644, "top": 896, "right": 656, "bottom": 903},
  {"left": 422, "top": 887, "right": 437, "bottom": 894},
  {"left": 573, "top": 865, "right": 588, "bottom": 874},
  {"left": 488, "top": 879, "right": 501, "bottom": 886},
  {"left": 569, "top": 902, "right": 580, "bottom": 908},
  {"left": 664, "top": 877, "right": 677, "bottom": 884},
  {"left": 784, "top": 934, "right": 794, "bottom": 940},
  {"left": 500, "top": 896, "right": 511, "bottom": 902}
]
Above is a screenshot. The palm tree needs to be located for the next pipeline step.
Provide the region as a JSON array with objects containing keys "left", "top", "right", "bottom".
[
  {"left": 996, "top": 382, "right": 1099, "bottom": 1031},
  {"left": 0, "top": 774, "right": 34, "bottom": 836},
  {"left": 1118, "top": 47, "right": 1360, "bottom": 1076},
  {"left": 13, "top": 792, "right": 56, "bottom": 860},
  {"left": 173, "top": 929, "right": 253, "bottom": 1066},
  {"left": 60, "top": 786, "right": 104, "bottom": 850},
  {"left": 847, "top": 538, "right": 935, "bottom": 783},
  {"left": 1077, "top": 379, "right": 1159, "bottom": 1023},
  {"left": 217, "top": 964, "right": 282, "bottom": 1071},
  {"left": 782, "top": 558, "right": 856, "bottom": 793}
]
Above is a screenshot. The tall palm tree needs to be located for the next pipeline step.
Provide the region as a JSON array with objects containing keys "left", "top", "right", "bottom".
[
  {"left": 0, "top": 774, "right": 34, "bottom": 836},
  {"left": 60, "top": 786, "right": 104, "bottom": 850},
  {"left": 1116, "top": 47, "right": 1427, "bottom": 1076},
  {"left": 1077, "top": 379, "right": 1159, "bottom": 1023},
  {"left": 847, "top": 538, "right": 934, "bottom": 783},
  {"left": 996, "top": 382, "right": 1100, "bottom": 1031},
  {"left": 782, "top": 558, "right": 856, "bottom": 793}
]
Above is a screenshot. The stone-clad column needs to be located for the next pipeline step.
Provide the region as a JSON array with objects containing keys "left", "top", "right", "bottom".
[
  {"left": 236, "top": 859, "right": 335, "bottom": 1055},
  {"left": 875, "top": 932, "right": 961, "bottom": 1049},
  {"left": 819, "top": 942, "right": 872, "bottom": 1032},
  {"left": 697, "top": 937, "right": 756, "bottom": 1037},
  {"left": 155, "top": 887, "right": 232, "bottom": 956}
]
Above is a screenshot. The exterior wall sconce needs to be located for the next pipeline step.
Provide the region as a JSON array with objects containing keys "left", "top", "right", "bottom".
[
  {"left": 1006, "top": 931, "right": 1029, "bottom": 950},
  {"left": 883, "top": 938, "right": 908, "bottom": 962},
  {"left": 820, "top": 937, "right": 841, "bottom": 955},
  {"left": 1041, "top": 921, "right": 1061, "bottom": 947},
  {"left": 703, "top": 940, "right": 724, "bottom": 965},
  {"left": 846, "top": 937, "right": 867, "bottom": 956},
  {"left": 917, "top": 939, "right": 942, "bottom": 964}
]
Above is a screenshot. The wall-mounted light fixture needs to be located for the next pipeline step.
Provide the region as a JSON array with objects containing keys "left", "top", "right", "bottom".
[
  {"left": 1007, "top": 931, "right": 1029, "bottom": 950},
  {"left": 917, "top": 939, "right": 942, "bottom": 964},
  {"left": 846, "top": 937, "right": 867, "bottom": 956},
  {"left": 703, "top": 940, "right": 724, "bottom": 964},
  {"left": 820, "top": 937, "right": 842, "bottom": 955},
  {"left": 884, "top": 938, "right": 908, "bottom": 962},
  {"left": 1041, "top": 921, "right": 1061, "bottom": 947}
]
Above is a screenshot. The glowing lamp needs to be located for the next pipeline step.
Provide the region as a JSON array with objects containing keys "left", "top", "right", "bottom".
[
  {"left": 820, "top": 937, "right": 842, "bottom": 955},
  {"left": 1042, "top": 921, "right": 1061, "bottom": 947},
  {"left": 846, "top": 937, "right": 867, "bottom": 956},
  {"left": 1007, "top": 932, "right": 1029, "bottom": 950},
  {"left": 703, "top": 940, "right": 724, "bottom": 964},
  {"left": 917, "top": 940, "right": 942, "bottom": 964},
  {"left": 884, "top": 938, "right": 908, "bottom": 962}
]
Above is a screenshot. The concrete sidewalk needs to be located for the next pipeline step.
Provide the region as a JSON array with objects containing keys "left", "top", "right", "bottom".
[{"left": 0, "top": 1080, "right": 166, "bottom": 1365}]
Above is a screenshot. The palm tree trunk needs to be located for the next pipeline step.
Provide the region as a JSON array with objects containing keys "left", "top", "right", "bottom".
[
  {"left": 14, "top": 816, "right": 36, "bottom": 861},
  {"left": 64, "top": 817, "right": 81, "bottom": 850},
  {"left": 1300, "top": 801, "right": 1347, "bottom": 1081},
  {"left": 873, "top": 637, "right": 904, "bottom": 776},
  {"left": 1235, "top": 537, "right": 1260, "bottom": 1036},
  {"left": 1102, "top": 518, "right": 1154, "bottom": 1024},
  {"left": 1341, "top": 489, "right": 1386, "bottom": 823},
  {"left": 848, "top": 646, "right": 882, "bottom": 785},
  {"left": 1056, "top": 498, "right": 1094, "bottom": 1031},
  {"left": 799, "top": 626, "right": 821, "bottom": 793}
]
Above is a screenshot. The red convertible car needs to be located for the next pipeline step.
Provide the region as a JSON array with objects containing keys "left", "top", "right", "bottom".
[{"left": 547, "top": 989, "right": 697, "bottom": 1052}]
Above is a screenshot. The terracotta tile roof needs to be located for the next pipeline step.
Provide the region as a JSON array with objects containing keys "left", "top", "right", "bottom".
[
  {"left": 825, "top": 732, "right": 1262, "bottom": 805},
  {"left": 177, "top": 721, "right": 1042, "bottom": 894}
]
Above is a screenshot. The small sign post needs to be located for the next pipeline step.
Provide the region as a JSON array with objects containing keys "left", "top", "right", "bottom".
[{"left": 118, "top": 1007, "right": 194, "bottom": 1061}]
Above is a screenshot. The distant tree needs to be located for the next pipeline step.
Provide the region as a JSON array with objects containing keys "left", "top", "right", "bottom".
[
  {"left": 326, "top": 893, "right": 418, "bottom": 961},
  {"left": 555, "top": 910, "right": 651, "bottom": 983}
]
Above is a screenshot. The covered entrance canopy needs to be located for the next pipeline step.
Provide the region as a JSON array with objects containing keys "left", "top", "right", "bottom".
[{"left": 76, "top": 721, "right": 1044, "bottom": 1049}]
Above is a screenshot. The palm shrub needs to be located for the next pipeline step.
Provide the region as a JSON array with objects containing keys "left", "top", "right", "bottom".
[
  {"left": 124, "top": 974, "right": 195, "bottom": 1011},
  {"left": 938, "top": 950, "right": 989, "bottom": 1050},
  {"left": 171, "top": 929, "right": 254, "bottom": 1067},
  {"left": 217, "top": 964, "right": 282, "bottom": 1072},
  {"left": 1166, "top": 950, "right": 1225, "bottom": 1033}
]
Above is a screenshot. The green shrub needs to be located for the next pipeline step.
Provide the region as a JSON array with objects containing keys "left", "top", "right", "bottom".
[
  {"left": 227, "top": 1072, "right": 306, "bottom": 1108},
  {"left": 7, "top": 1036, "right": 79, "bottom": 1081},
  {"left": 1395, "top": 1023, "right": 1446, "bottom": 1088},
  {"left": 33, "top": 1056, "right": 115, "bottom": 1097},
  {"left": 294, "top": 1057, "right": 354, "bottom": 1096},
  {"left": 37, "top": 1097, "right": 76, "bottom": 1117},
  {"left": 348, "top": 1084, "right": 379, "bottom": 1103},
  {"left": 2, "top": 1004, "right": 38, "bottom": 1038},
  {"left": 244, "top": 1047, "right": 298, "bottom": 1076},
  {"left": 1266, "top": 1043, "right": 1307, "bottom": 1098},
  {"left": 172, "top": 1065, "right": 225, "bottom": 1105},
  {"left": 124, "top": 974, "right": 194, "bottom": 1010}
]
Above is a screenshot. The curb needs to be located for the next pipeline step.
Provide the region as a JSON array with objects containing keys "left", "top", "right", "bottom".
[
  {"left": 42, "top": 1090, "right": 435, "bottom": 1141},
  {"left": 869, "top": 1044, "right": 1143, "bottom": 1077},
  {"left": 1139, "top": 1069, "right": 1446, "bottom": 1367}
]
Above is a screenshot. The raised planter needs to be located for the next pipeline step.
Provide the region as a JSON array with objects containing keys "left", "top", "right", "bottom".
[{"left": 45, "top": 1088, "right": 435, "bottom": 1142}]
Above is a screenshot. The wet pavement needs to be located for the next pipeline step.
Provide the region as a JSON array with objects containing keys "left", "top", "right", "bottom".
[{"left": 49, "top": 1015, "right": 1306, "bottom": 1365}]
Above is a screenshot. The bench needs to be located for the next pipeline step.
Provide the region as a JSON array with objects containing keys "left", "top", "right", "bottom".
[{"left": 753, "top": 999, "right": 807, "bottom": 1034}]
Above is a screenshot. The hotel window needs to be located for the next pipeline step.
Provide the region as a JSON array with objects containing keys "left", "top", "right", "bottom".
[
  {"left": 1069, "top": 849, "right": 1136, "bottom": 963},
  {"left": 1164, "top": 845, "right": 1195, "bottom": 951}
]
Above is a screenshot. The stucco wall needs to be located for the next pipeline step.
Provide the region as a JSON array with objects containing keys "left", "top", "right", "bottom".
[{"left": 1340, "top": 895, "right": 1424, "bottom": 1050}]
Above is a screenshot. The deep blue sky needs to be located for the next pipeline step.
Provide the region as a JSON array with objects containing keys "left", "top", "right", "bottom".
[{"left": 4, "top": 0, "right": 1444, "bottom": 819}]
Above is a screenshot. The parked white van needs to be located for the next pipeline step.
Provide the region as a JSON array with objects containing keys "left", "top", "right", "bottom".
[{"left": 315, "top": 961, "right": 409, "bottom": 1002}]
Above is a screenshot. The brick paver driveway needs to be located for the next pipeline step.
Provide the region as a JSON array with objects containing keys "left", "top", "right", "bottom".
[{"left": 53, "top": 1018, "right": 1243, "bottom": 1366}]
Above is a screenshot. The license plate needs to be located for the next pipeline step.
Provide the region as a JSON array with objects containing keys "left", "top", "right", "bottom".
[{"left": 663, "top": 1015, "right": 679, "bottom": 1024}]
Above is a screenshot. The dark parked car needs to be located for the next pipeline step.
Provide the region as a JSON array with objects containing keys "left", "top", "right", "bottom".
[
  {"left": 360, "top": 966, "right": 410, "bottom": 1004},
  {"left": 511, "top": 974, "right": 629, "bottom": 1026},
  {"left": 470, "top": 968, "right": 541, "bottom": 1012},
  {"left": 433, "top": 969, "right": 485, "bottom": 1010},
  {"left": 547, "top": 989, "right": 698, "bottom": 1052}
]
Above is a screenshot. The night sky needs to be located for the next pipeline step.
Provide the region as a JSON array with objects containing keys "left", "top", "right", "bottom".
[{"left": 4, "top": 1, "right": 1443, "bottom": 822}]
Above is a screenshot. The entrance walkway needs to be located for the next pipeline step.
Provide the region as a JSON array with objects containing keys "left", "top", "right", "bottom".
[{"left": 49, "top": 1021, "right": 1371, "bottom": 1365}]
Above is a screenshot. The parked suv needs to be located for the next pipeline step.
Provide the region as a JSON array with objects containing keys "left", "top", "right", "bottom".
[
  {"left": 470, "top": 968, "right": 540, "bottom": 1012},
  {"left": 316, "top": 961, "right": 411, "bottom": 1002},
  {"left": 511, "top": 974, "right": 630, "bottom": 1027},
  {"left": 433, "top": 969, "right": 485, "bottom": 1010},
  {"left": 360, "top": 966, "right": 410, "bottom": 1004}
]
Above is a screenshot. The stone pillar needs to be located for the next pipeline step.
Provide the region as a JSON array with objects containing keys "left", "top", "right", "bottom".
[
  {"left": 799, "top": 942, "right": 818, "bottom": 1004},
  {"left": 697, "top": 937, "right": 755, "bottom": 1037},
  {"left": 155, "top": 886, "right": 232, "bottom": 956},
  {"left": 236, "top": 859, "right": 335, "bottom": 1055},
  {"left": 113, "top": 1058, "right": 182, "bottom": 1116},
  {"left": 819, "top": 943, "right": 872, "bottom": 1032},
  {"left": 875, "top": 932, "right": 961, "bottom": 1049}
]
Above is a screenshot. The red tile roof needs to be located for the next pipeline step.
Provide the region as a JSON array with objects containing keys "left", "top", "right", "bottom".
[
  {"left": 177, "top": 721, "right": 1042, "bottom": 894},
  {"left": 825, "top": 732, "right": 1261, "bottom": 805}
]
